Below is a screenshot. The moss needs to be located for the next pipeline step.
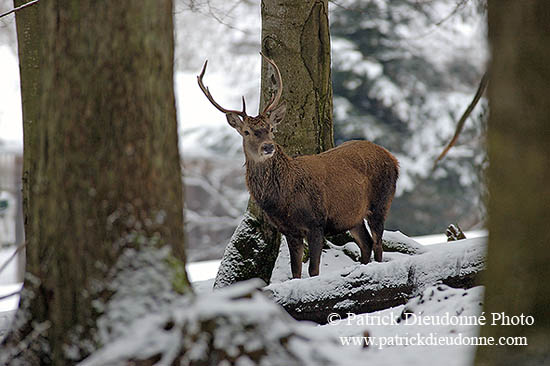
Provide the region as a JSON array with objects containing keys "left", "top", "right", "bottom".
[{"left": 166, "top": 255, "right": 193, "bottom": 295}]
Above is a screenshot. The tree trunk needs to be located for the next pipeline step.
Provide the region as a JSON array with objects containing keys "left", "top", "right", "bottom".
[
  {"left": 476, "top": 2, "right": 550, "bottom": 365},
  {"left": 13, "top": 0, "right": 42, "bottom": 270},
  {"left": 214, "top": 0, "right": 334, "bottom": 288},
  {"left": 4, "top": 1, "right": 189, "bottom": 364}
]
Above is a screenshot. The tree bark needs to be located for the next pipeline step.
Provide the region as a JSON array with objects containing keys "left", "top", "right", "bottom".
[
  {"left": 476, "top": 2, "right": 550, "bottom": 365},
  {"left": 13, "top": 0, "right": 42, "bottom": 265},
  {"left": 266, "top": 239, "right": 486, "bottom": 324},
  {"left": 261, "top": 0, "right": 334, "bottom": 156},
  {"left": 4, "top": 1, "right": 189, "bottom": 364},
  {"left": 214, "top": 0, "right": 334, "bottom": 288}
]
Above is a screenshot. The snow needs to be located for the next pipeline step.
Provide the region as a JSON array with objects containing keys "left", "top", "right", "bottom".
[
  {"left": 78, "top": 280, "right": 486, "bottom": 366},
  {"left": 0, "top": 45, "right": 22, "bottom": 148},
  {"left": 315, "top": 284, "right": 484, "bottom": 366},
  {"left": 0, "top": 247, "right": 20, "bottom": 286},
  {"left": 91, "top": 244, "right": 183, "bottom": 346},
  {"left": 80, "top": 279, "right": 319, "bottom": 366},
  {"left": 187, "top": 260, "right": 223, "bottom": 283}
]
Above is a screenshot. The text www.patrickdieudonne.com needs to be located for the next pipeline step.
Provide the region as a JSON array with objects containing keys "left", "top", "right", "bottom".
[{"left": 339, "top": 333, "right": 528, "bottom": 350}]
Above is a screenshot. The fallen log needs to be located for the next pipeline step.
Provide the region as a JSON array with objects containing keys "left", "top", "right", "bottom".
[{"left": 264, "top": 237, "right": 486, "bottom": 324}]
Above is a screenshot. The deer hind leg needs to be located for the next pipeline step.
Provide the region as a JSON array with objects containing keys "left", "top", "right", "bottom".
[
  {"left": 286, "top": 235, "right": 304, "bottom": 279},
  {"left": 350, "top": 222, "right": 374, "bottom": 264},
  {"left": 368, "top": 210, "right": 388, "bottom": 262},
  {"left": 368, "top": 179, "right": 396, "bottom": 262},
  {"left": 306, "top": 229, "right": 324, "bottom": 277}
]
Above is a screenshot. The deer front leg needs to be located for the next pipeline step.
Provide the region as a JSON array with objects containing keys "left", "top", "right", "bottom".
[
  {"left": 286, "top": 235, "right": 304, "bottom": 279},
  {"left": 306, "top": 229, "right": 324, "bottom": 277}
]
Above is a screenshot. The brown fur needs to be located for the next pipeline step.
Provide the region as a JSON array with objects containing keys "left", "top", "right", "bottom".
[{"left": 246, "top": 139, "right": 399, "bottom": 278}]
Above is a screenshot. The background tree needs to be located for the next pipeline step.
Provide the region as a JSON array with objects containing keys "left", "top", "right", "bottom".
[
  {"left": 3, "top": 0, "right": 189, "bottom": 364},
  {"left": 330, "top": 0, "right": 488, "bottom": 235},
  {"left": 476, "top": 1, "right": 550, "bottom": 365},
  {"left": 214, "top": 0, "right": 334, "bottom": 288}
]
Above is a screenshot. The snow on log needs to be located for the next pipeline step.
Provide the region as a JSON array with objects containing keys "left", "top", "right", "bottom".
[
  {"left": 265, "top": 237, "right": 486, "bottom": 324},
  {"left": 328, "top": 229, "right": 427, "bottom": 256}
]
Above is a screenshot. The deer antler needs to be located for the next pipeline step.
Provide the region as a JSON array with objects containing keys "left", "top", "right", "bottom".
[
  {"left": 197, "top": 60, "right": 247, "bottom": 116},
  {"left": 260, "top": 52, "right": 283, "bottom": 115}
]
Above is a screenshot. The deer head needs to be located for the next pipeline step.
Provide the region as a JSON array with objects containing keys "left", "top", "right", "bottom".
[{"left": 197, "top": 53, "right": 287, "bottom": 162}]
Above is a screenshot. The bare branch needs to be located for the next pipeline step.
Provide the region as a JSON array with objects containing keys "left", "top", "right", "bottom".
[
  {"left": 0, "top": 0, "right": 41, "bottom": 19},
  {"left": 0, "top": 289, "right": 21, "bottom": 302},
  {"left": 0, "top": 242, "right": 26, "bottom": 275},
  {"left": 433, "top": 71, "right": 489, "bottom": 168}
]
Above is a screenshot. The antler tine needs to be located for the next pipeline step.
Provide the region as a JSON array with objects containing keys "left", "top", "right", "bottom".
[
  {"left": 260, "top": 52, "right": 283, "bottom": 115},
  {"left": 197, "top": 60, "right": 247, "bottom": 116}
]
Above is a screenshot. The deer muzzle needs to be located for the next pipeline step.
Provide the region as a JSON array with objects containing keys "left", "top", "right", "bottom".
[{"left": 261, "top": 143, "right": 275, "bottom": 156}]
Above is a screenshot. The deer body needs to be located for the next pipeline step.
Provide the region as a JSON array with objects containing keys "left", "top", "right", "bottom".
[
  {"left": 246, "top": 140, "right": 398, "bottom": 277},
  {"left": 198, "top": 53, "right": 399, "bottom": 278}
]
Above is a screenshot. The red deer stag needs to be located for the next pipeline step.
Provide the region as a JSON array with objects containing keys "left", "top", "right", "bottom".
[{"left": 197, "top": 53, "right": 399, "bottom": 278}]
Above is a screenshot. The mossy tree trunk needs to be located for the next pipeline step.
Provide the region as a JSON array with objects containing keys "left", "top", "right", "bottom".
[
  {"left": 476, "top": 1, "right": 550, "bottom": 365},
  {"left": 214, "top": 0, "right": 334, "bottom": 288},
  {"left": 4, "top": 1, "right": 189, "bottom": 364}
]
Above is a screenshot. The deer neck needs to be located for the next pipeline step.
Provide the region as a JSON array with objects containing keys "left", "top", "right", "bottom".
[{"left": 245, "top": 144, "right": 291, "bottom": 207}]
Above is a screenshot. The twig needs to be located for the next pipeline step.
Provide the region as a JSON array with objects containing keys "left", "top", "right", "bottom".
[
  {"left": 433, "top": 71, "right": 489, "bottom": 169},
  {"left": 0, "top": 0, "right": 41, "bottom": 19},
  {"left": 0, "top": 290, "right": 21, "bottom": 302},
  {"left": 403, "top": 0, "right": 471, "bottom": 40},
  {"left": 0, "top": 242, "right": 26, "bottom": 275}
]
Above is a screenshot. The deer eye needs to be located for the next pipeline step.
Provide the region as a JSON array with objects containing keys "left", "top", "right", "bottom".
[{"left": 244, "top": 130, "right": 250, "bottom": 136}]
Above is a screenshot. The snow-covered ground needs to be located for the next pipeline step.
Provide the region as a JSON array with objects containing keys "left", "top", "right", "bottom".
[{"left": 79, "top": 234, "right": 486, "bottom": 366}]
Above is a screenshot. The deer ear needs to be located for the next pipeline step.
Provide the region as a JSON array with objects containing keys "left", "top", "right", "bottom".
[
  {"left": 226, "top": 113, "right": 243, "bottom": 131},
  {"left": 268, "top": 101, "right": 286, "bottom": 126}
]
